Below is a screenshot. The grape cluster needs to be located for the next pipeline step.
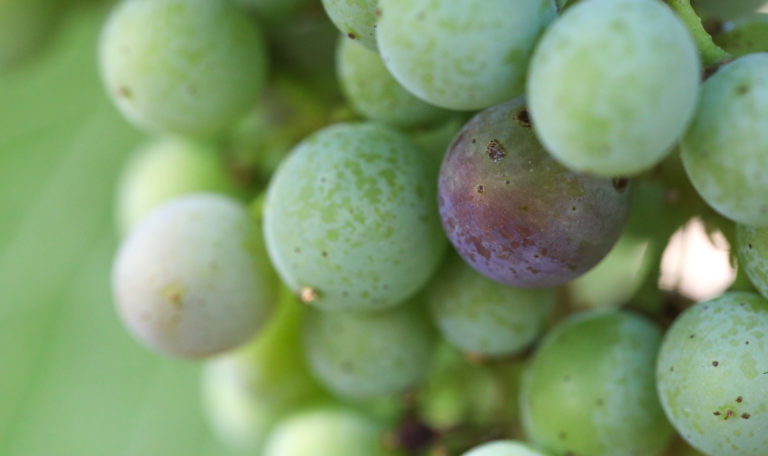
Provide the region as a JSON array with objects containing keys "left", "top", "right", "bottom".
[{"left": 7, "top": 0, "right": 768, "bottom": 454}]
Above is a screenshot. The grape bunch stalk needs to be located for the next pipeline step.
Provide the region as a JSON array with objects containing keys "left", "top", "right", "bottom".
[{"left": 6, "top": 0, "right": 768, "bottom": 454}]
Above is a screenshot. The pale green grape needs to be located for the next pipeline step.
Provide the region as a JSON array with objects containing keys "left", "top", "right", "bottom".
[
  {"left": 681, "top": 54, "right": 768, "bottom": 226},
  {"left": 263, "top": 122, "right": 445, "bottom": 312},
  {"left": 201, "top": 288, "right": 327, "bottom": 451},
  {"left": 112, "top": 194, "right": 277, "bottom": 358},
  {"left": 263, "top": 407, "right": 397, "bottom": 456},
  {"left": 527, "top": 0, "right": 700, "bottom": 176},
  {"left": 463, "top": 441, "right": 550, "bottom": 456},
  {"left": 427, "top": 255, "right": 555, "bottom": 357},
  {"left": 737, "top": 225, "right": 768, "bottom": 299},
  {"left": 0, "top": 0, "right": 62, "bottom": 70},
  {"left": 377, "top": 0, "right": 556, "bottom": 110},
  {"left": 116, "top": 137, "right": 236, "bottom": 235},
  {"left": 521, "top": 311, "right": 673, "bottom": 456},
  {"left": 322, "top": 0, "right": 378, "bottom": 50},
  {"left": 302, "top": 302, "right": 434, "bottom": 398},
  {"left": 337, "top": 38, "right": 449, "bottom": 129},
  {"left": 99, "top": 0, "right": 267, "bottom": 135},
  {"left": 657, "top": 292, "right": 768, "bottom": 456}
]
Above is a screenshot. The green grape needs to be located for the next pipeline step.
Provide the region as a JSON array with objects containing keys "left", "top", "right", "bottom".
[
  {"left": 337, "top": 38, "right": 449, "bottom": 129},
  {"left": 713, "top": 13, "right": 768, "bottom": 56},
  {"left": 657, "top": 292, "right": 768, "bottom": 456},
  {"left": 264, "top": 407, "right": 397, "bottom": 456},
  {"left": 116, "top": 137, "right": 236, "bottom": 235},
  {"left": 377, "top": 0, "right": 556, "bottom": 110},
  {"left": 520, "top": 311, "right": 673, "bottom": 456},
  {"left": 99, "top": 0, "right": 268, "bottom": 135},
  {"left": 527, "top": 0, "right": 700, "bottom": 176},
  {"left": 322, "top": 0, "right": 378, "bottom": 50},
  {"left": 427, "top": 255, "right": 555, "bottom": 357},
  {"left": 302, "top": 301, "right": 434, "bottom": 398},
  {"left": 263, "top": 122, "right": 445, "bottom": 312},
  {"left": 692, "top": 0, "right": 765, "bottom": 20},
  {"left": 463, "top": 441, "right": 550, "bottom": 456},
  {"left": 682, "top": 54, "right": 768, "bottom": 226},
  {"left": 112, "top": 194, "right": 277, "bottom": 358},
  {"left": 0, "top": 0, "right": 62, "bottom": 70},
  {"left": 737, "top": 225, "right": 768, "bottom": 298},
  {"left": 202, "top": 288, "right": 327, "bottom": 451}
]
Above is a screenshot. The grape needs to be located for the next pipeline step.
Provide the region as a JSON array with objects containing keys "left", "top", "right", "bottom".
[
  {"left": 201, "top": 288, "right": 327, "bottom": 451},
  {"left": 657, "top": 292, "right": 768, "bottom": 456},
  {"left": 427, "top": 254, "right": 555, "bottom": 357},
  {"left": 527, "top": 0, "right": 700, "bottom": 177},
  {"left": 692, "top": 0, "right": 765, "bottom": 20},
  {"left": 520, "top": 311, "right": 673, "bottom": 456},
  {"left": 263, "top": 123, "right": 445, "bottom": 312},
  {"left": 0, "top": 0, "right": 62, "bottom": 70},
  {"left": 337, "top": 38, "right": 449, "bottom": 129},
  {"left": 263, "top": 407, "right": 396, "bottom": 456},
  {"left": 438, "top": 98, "right": 629, "bottom": 288},
  {"left": 116, "top": 137, "right": 236, "bottom": 235},
  {"left": 681, "top": 54, "right": 768, "bottom": 227},
  {"left": 322, "top": 0, "right": 378, "bottom": 50},
  {"left": 99, "top": 0, "right": 268, "bottom": 135},
  {"left": 112, "top": 194, "right": 277, "bottom": 358},
  {"left": 302, "top": 301, "right": 434, "bottom": 398},
  {"left": 463, "top": 441, "right": 549, "bottom": 456},
  {"left": 376, "top": 0, "right": 556, "bottom": 110},
  {"left": 736, "top": 225, "right": 768, "bottom": 299}
]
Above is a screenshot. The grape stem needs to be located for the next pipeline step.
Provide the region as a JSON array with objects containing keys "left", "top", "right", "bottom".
[{"left": 665, "top": 0, "right": 731, "bottom": 67}]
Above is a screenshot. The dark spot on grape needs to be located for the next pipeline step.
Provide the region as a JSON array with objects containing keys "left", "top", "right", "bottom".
[
  {"left": 612, "top": 177, "right": 629, "bottom": 193},
  {"left": 417, "top": 11, "right": 425, "bottom": 20},
  {"left": 670, "top": 366, "right": 674, "bottom": 372},
  {"left": 736, "top": 84, "right": 750, "bottom": 95},
  {"left": 320, "top": 177, "right": 326, "bottom": 183},
  {"left": 504, "top": 180, "right": 510, "bottom": 184},
  {"left": 347, "top": 32, "right": 356, "bottom": 39},
  {"left": 742, "top": 413, "right": 751, "bottom": 419},
  {"left": 558, "top": 432, "right": 566, "bottom": 440},
  {"left": 486, "top": 139, "right": 507, "bottom": 162},
  {"left": 520, "top": 205, "right": 529, "bottom": 212},
  {"left": 294, "top": 247, "right": 301, "bottom": 254},
  {"left": 342, "top": 290, "right": 348, "bottom": 297},
  {"left": 725, "top": 409, "right": 734, "bottom": 420},
  {"left": 471, "top": 138, "right": 476, "bottom": 144},
  {"left": 749, "top": 243, "right": 753, "bottom": 249},
  {"left": 746, "top": 341, "right": 750, "bottom": 345},
  {"left": 713, "top": 361, "right": 719, "bottom": 367},
  {"left": 571, "top": 206, "right": 577, "bottom": 211},
  {"left": 736, "top": 396, "right": 743, "bottom": 403},
  {"left": 596, "top": 398, "right": 604, "bottom": 406},
  {"left": 375, "top": 8, "right": 381, "bottom": 17},
  {"left": 118, "top": 86, "right": 132, "bottom": 99},
  {"left": 690, "top": 334, "right": 695, "bottom": 339},
  {"left": 514, "top": 108, "right": 531, "bottom": 128},
  {"left": 476, "top": 185, "right": 485, "bottom": 194},
  {"left": 341, "top": 361, "right": 353, "bottom": 372},
  {"left": 321, "top": 251, "right": 328, "bottom": 257},
  {"left": 714, "top": 411, "right": 722, "bottom": 416}
]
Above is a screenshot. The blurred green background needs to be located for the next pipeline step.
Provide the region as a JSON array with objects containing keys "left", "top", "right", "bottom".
[{"left": 0, "top": 6, "right": 233, "bottom": 455}]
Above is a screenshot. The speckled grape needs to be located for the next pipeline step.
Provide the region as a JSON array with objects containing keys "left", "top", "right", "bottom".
[
  {"left": 657, "top": 292, "right": 768, "bottom": 456},
  {"left": 263, "top": 122, "right": 445, "bottom": 312},
  {"left": 263, "top": 408, "right": 396, "bottom": 456},
  {"left": 322, "top": 0, "right": 378, "bottom": 50},
  {"left": 681, "top": 54, "right": 768, "bottom": 226},
  {"left": 377, "top": 0, "right": 556, "bottom": 110},
  {"left": 527, "top": 0, "right": 700, "bottom": 176},
  {"left": 438, "top": 98, "right": 629, "bottom": 288},
  {"left": 427, "top": 255, "right": 555, "bottom": 357},
  {"left": 112, "top": 194, "right": 277, "bottom": 358},
  {"left": 116, "top": 137, "right": 236, "bottom": 235},
  {"left": 521, "top": 311, "right": 673, "bottom": 456},
  {"left": 463, "top": 441, "right": 550, "bottom": 456},
  {"left": 202, "top": 289, "right": 326, "bottom": 451},
  {"left": 0, "top": 0, "right": 61, "bottom": 69},
  {"left": 337, "top": 38, "right": 449, "bottom": 129},
  {"left": 99, "top": 0, "right": 267, "bottom": 135},
  {"left": 302, "top": 302, "right": 434, "bottom": 398},
  {"left": 737, "top": 225, "right": 768, "bottom": 299}
]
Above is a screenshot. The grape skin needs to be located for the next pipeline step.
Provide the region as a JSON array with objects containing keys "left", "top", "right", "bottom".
[
  {"left": 322, "top": 0, "right": 378, "bottom": 50},
  {"left": 527, "top": 0, "right": 700, "bottom": 176},
  {"left": 681, "top": 54, "right": 768, "bottom": 227},
  {"left": 263, "top": 408, "right": 394, "bottom": 456},
  {"left": 302, "top": 302, "right": 434, "bottom": 399},
  {"left": 116, "top": 137, "right": 235, "bottom": 235},
  {"left": 463, "top": 440, "right": 549, "bottom": 456},
  {"left": 112, "top": 194, "right": 277, "bottom": 358},
  {"left": 438, "top": 98, "right": 629, "bottom": 288},
  {"left": 737, "top": 225, "right": 768, "bottom": 299},
  {"left": 520, "top": 311, "right": 673, "bottom": 456},
  {"left": 263, "top": 122, "right": 445, "bottom": 312},
  {"left": 657, "top": 292, "right": 768, "bottom": 456},
  {"left": 377, "top": 0, "right": 556, "bottom": 110},
  {"left": 427, "top": 255, "right": 555, "bottom": 357},
  {"left": 337, "top": 38, "right": 449, "bottom": 129},
  {"left": 99, "top": 0, "right": 268, "bottom": 135}
]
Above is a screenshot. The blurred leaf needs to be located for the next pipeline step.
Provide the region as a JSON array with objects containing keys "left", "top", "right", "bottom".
[{"left": 0, "top": 6, "right": 231, "bottom": 456}]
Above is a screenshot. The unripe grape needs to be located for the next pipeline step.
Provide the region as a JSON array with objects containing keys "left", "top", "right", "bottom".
[
  {"left": 463, "top": 441, "right": 550, "bottom": 456},
  {"left": 322, "top": 0, "right": 378, "bottom": 50}
]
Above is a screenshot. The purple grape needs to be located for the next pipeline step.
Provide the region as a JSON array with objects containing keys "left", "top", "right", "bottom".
[{"left": 437, "top": 98, "right": 629, "bottom": 287}]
